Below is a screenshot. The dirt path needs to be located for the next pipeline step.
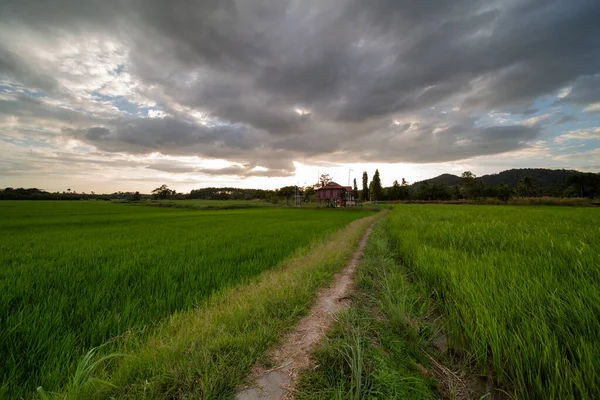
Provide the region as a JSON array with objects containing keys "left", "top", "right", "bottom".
[{"left": 236, "top": 223, "right": 375, "bottom": 400}]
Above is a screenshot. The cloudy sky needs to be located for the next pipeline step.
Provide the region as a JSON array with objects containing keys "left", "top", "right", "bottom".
[{"left": 1, "top": 0, "right": 599, "bottom": 193}]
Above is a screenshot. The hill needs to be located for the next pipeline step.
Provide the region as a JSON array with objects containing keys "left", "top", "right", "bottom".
[
  {"left": 412, "top": 173, "right": 462, "bottom": 187},
  {"left": 410, "top": 168, "right": 582, "bottom": 196}
]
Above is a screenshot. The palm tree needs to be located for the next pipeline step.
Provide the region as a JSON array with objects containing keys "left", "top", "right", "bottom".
[{"left": 517, "top": 176, "right": 536, "bottom": 197}]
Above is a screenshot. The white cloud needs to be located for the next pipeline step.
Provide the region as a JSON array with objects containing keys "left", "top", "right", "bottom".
[
  {"left": 557, "top": 86, "right": 571, "bottom": 99},
  {"left": 554, "top": 148, "right": 600, "bottom": 161},
  {"left": 554, "top": 127, "right": 600, "bottom": 143},
  {"left": 147, "top": 109, "right": 168, "bottom": 118},
  {"left": 520, "top": 113, "right": 551, "bottom": 127},
  {"left": 583, "top": 103, "right": 600, "bottom": 113}
]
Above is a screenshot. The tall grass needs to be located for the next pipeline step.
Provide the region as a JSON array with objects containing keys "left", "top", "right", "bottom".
[
  {"left": 82, "top": 212, "right": 382, "bottom": 399},
  {"left": 387, "top": 204, "right": 600, "bottom": 398},
  {"left": 0, "top": 201, "right": 374, "bottom": 398}
]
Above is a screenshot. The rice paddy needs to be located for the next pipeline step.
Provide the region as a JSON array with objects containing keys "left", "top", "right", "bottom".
[
  {"left": 0, "top": 201, "right": 374, "bottom": 398},
  {"left": 386, "top": 205, "right": 600, "bottom": 398},
  {"left": 2, "top": 200, "right": 598, "bottom": 399}
]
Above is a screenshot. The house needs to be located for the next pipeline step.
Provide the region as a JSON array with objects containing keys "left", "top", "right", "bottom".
[{"left": 316, "top": 182, "right": 355, "bottom": 207}]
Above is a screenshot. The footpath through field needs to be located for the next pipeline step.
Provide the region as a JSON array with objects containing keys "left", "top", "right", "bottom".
[{"left": 236, "top": 219, "right": 378, "bottom": 400}]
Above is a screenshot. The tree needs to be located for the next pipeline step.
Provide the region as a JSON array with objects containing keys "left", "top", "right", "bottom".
[
  {"left": 416, "top": 182, "right": 431, "bottom": 200},
  {"left": 353, "top": 178, "right": 359, "bottom": 200},
  {"left": 397, "top": 178, "right": 411, "bottom": 200},
  {"left": 566, "top": 173, "right": 600, "bottom": 198},
  {"left": 362, "top": 171, "right": 369, "bottom": 201},
  {"left": 319, "top": 174, "right": 333, "bottom": 187},
  {"left": 465, "top": 171, "right": 476, "bottom": 179},
  {"left": 277, "top": 186, "right": 297, "bottom": 206},
  {"left": 131, "top": 191, "right": 142, "bottom": 201},
  {"left": 389, "top": 180, "right": 401, "bottom": 200},
  {"left": 460, "top": 171, "right": 480, "bottom": 199},
  {"left": 431, "top": 183, "right": 452, "bottom": 200},
  {"left": 371, "top": 169, "right": 383, "bottom": 201},
  {"left": 303, "top": 186, "right": 316, "bottom": 202},
  {"left": 516, "top": 176, "right": 536, "bottom": 197},
  {"left": 152, "top": 184, "right": 174, "bottom": 199},
  {"left": 452, "top": 184, "right": 462, "bottom": 200},
  {"left": 496, "top": 184, "right": 512, "bottom": 202}
]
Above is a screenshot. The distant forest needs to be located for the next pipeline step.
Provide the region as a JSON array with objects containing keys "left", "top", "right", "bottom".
[
  {"left": 1, "top": 168, "right": 599, "bottom": 201},
  {"left": 405, "top": 168, "right": 600, "bottom": 200}
]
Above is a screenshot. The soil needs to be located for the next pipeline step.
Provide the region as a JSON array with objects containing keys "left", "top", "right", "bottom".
[{"left": 235, "top": 224, "right": 375, "bottom": 400}]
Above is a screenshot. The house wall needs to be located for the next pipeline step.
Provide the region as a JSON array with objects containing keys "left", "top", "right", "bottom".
[{"left": 317, "top": 189, "right": 343, "bottom": 200}]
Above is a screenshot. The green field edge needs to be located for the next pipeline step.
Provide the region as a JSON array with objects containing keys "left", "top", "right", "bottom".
[
  {"left": 133, "top": 199, "right": 385, "bottom": 212},
  {"left": 385, "top": 205, "right": 600, "bottom": 399},
  {"left": 49, "top": 212, "right": 383, "bottom": 399}
]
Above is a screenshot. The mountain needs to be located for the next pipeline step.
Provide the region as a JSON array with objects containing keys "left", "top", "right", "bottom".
[
  {"left": 410, "top": 168, "right": 582, "bottom": 196},
  {"left": 478, "top": 169, "right": 578, "bottom": 195},
  {"left": 411, "top": 173, "right": 462, "bottom": 187}
]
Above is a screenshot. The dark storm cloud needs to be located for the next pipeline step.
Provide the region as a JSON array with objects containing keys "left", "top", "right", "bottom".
[
  {"left": 1, "top": 0, "right": 599, "bottom": 172},
  {"left": 74, "top": 117, "right": 256, "bottom": 153},
  {"left": 347, "top": 122, "right": 542, "bottom": 164}
]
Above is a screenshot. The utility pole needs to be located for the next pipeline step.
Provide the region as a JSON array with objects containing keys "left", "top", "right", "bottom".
[{"left": 347, "top": 169, "right": 353, "bottom": 204}]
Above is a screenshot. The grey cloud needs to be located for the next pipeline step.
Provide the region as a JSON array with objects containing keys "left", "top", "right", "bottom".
[
  {"left": 1, "top": 0, "right": 599, "bottom": 172},
  {"left": 145, "top": 163, "right": 199, "bottom": 174},
  {"left": 354, "top": 123, "right": 542, "bottom": 164},
  {"left": 561, "top": 74, "right": 600, "bottom": 106},
  {"left": 123, "top": 0, "right": 600, "bottom": 124},
  {"left": 75, "top": 117, "right": 258, "bottom": 153},
  {"left": 0, "top": 47, "right": 59, "bottom": 94},
  {"left": 85, "top": 127, "right": 110, "bottom": 140},
  {"left": 556, "top": 115, "right": 578, "bottom": 124},
  {"left": 520, "top": 109, "right": 539, "bottom": 116},
  {"left": 0, "top": 93, "right": 104, "bottom": 127},
  {"left": 146, "top": 162, "right": 294, "bottom": 178},
  {"left": 194, "top": 166, "right": 294, "bottom": 178}
]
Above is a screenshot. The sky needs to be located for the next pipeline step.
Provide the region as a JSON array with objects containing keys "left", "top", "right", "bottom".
[{"left": 1, "top": 0, "right": 599, "bottom": 193}]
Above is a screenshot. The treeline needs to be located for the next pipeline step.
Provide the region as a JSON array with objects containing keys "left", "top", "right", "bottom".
[
  {"left": 0, "top": 186, "right": 279, "bottom": 202},
  {"left": 411, "top": 168, "right": 600, "bottom": 198},
  {"left": 376, "top": 171, "right": 600, "bottom": 201},
  {"left": 3, "top": 169, "right": 599, "bottom": 202},
  {"left": 0, "top": 187, "right": 146, "bottom": 201},
  {"left": 188, "top": 187, "right": 274, "bottom": 200}
]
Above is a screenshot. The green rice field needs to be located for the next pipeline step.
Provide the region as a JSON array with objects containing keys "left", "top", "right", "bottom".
[
  {"left": 0, "top": 201, "right": 373, "bottom": 398},
  {"left": 387, "top": 205, "right": 600, "bottom": 398},
  {"left": 3, "top": 200, "right": 599, "bottom": 399}
]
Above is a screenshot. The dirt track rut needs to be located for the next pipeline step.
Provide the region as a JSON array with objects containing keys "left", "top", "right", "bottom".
[{"left": 236, "top": 223, "right": 375, "bottom": 400}]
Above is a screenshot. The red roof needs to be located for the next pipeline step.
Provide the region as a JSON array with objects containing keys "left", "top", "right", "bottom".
[{"left": 317, "top": 182, "right": 352, "bottom": 191}]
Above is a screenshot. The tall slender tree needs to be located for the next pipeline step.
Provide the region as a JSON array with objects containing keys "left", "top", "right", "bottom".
[
  {"left": 361, "top": 171, "right": 369, "bottom": 201},
  {"left": 353, "top": 178, "right": 359, "bottom": 200},
  {"left": 371, "top": 169, "right": 383, "bottom": 201},
  {"left": 460, "top": 171, "right": 478, "bottom": 199}
]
